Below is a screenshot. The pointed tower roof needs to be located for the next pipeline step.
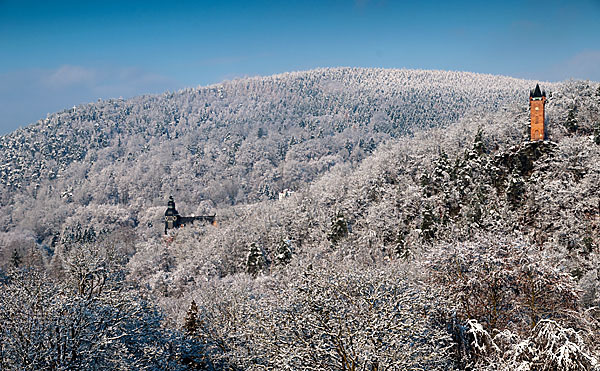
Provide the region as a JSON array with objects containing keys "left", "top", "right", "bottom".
[
  {"left": 530, "top": 84, "right": 546, "bottom": 98},
  {"left": 165, "top": 196, "right": 179, "bottom": 216}
]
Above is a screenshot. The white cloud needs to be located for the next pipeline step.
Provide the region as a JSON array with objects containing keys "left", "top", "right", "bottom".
[
  {"left": 0, "top": 65, "right": 181, "bottom": 134},
  {"left": 39, "top": 65, "right": 179, "bottom": 95},
  {"left": 92, "top": 67, "right": 178, "bottom": 97},
  {"left": 43, "top": 65, "right": 97, "bottom": 87}
]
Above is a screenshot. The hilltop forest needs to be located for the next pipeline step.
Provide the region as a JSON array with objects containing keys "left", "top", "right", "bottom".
[{"left": 1, "top": 68, "right": 600, "bottom": 370}]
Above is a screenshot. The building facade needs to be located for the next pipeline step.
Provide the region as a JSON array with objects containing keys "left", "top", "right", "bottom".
[
  {"left": 530, "top": 84, "right": 547, "bottom": 141},
  {"left": 164, "top": 196, "right": 216, "bottom": 234}
]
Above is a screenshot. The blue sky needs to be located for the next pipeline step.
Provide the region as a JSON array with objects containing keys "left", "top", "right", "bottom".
[{"left": 1, "top": 0, "right": 599, "bottom": 135}]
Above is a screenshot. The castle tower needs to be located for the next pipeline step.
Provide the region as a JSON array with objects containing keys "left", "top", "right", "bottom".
[
  {"left": 164, "top": 196, "right": 217, "bottom": 234},
  {"left": 164, "top": 196, "right": 180, "bottom": 234},
  {"left": 529, "top": 84, "right": 546, "bottom": 141}
]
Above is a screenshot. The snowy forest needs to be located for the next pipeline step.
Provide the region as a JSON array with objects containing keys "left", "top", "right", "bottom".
[{"left": 1, "top": 67, "right": 600, "bottom": 370}]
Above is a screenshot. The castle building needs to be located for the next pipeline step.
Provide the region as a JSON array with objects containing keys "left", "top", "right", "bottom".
[
  {"left": 164, "top": 196, "right": 216, "bottom": 234},
  {"left": 529, "top": 84, "right": 547, "bottom": 141}
]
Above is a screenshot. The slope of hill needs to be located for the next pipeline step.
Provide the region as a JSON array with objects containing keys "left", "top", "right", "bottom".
[
  {"left": 1, "top": 68, "right": 599, "bottom": 370},
  {"left": 128, "top": 80, "right": 600, "bottom": 287},
  {"left": 0, "top": 68, "right": 547, "bottom": 246},
  {"left": 0, "top": 67, "right": 535, "bottom": 191},
  {"left": 126, "top": 79, "right": 600, "bottom": 370}
]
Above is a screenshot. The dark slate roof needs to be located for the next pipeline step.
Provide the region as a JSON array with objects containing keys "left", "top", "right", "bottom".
[
  {"left": 165, "top": 196, "right": 179, "bottom": 216},
  {"left": 530, "top": 84, "right": 546, "bottom": 98}
]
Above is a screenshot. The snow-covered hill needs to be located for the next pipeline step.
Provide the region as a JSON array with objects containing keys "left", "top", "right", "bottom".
[
  {"left": 2, "top": 68, "right": 599, "bottom": 370},
  {"left": 0, "top": 68, "right": 551, "bottom": 243}
]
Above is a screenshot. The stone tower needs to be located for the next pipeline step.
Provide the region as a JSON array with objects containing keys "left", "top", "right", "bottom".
[
  {"left": 529, "top": 84, "right": 546, "bottom": 141},
  {"left": 164, "top": 196, "right": 179, "bottom": 234}
]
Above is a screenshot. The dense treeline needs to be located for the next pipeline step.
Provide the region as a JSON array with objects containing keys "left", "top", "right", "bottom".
[
  {"left": 129, "top": 79, "right": 600, "bottom": 369},
  {"left": 0, "top": 240, "right": 214, "bottom": 370},
  {"left": 0, "top": 68, "right": 541, "bottom": 248},
  {"left": 1, "top": 69, "right": 599, "bottom": 369}
]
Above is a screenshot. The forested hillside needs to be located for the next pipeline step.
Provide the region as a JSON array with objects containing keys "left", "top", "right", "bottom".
[
  {"left": 1, "top": 69, "right": 600, "bottom": 370},
  {"left": 127, "top": 79, "right": 600, "bottom": 369},
  {"left": 0, "top": 68, "right": 539, "bottom": 248}
]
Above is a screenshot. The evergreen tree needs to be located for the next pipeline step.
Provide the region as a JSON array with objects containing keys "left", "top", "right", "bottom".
[
  {"left": 275, "top": 239, "right": 293, "bottom": 265},
  {"left": 420, "top": 172, "right": 433, "bottom": 197},
  {"left": 257, "top": 127, "right": 266, "bottom": 139},
  {"left": 184, "top": 300, "right": 199, "bottom": 337},
  {"left": 472, "top": 127, "right": 485, "bottom": 156},
  {"left": 246, "top": 243, "right": 264, "bottom": 277},
  {"left": 10, "top": 249, "right": 22, "bottom": 268},
  {"left": 566, "top": 109, "right": 578, "bottom": 133},
  {"left": 327, "top": 212, "right": 348, "bottom": 246},
  {"left": 420, "top": 203, "right": 437, "bottom": 243},
  {"left": 394, "top": 228, "right": 410, "bottom": 260},
  {"left": 430, "top": 150, "right": 451, "bottom": 196}
]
